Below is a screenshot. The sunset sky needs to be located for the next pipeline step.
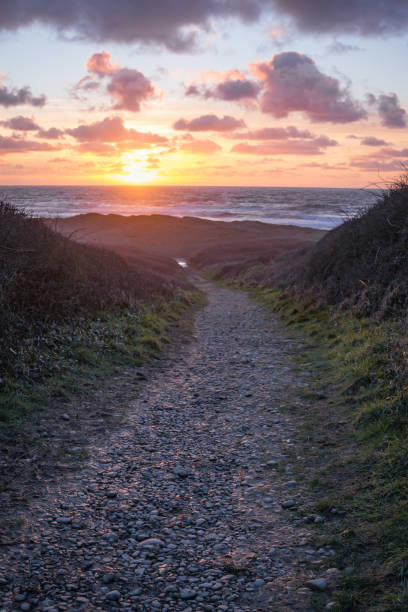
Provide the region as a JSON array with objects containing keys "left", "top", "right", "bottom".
[{"left": 0, "top": 1, "right": 407, "bottom": 187}]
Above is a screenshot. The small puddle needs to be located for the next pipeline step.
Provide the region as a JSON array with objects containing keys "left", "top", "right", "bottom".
[{"left": 175, "top": 258, "right": 188, "bottom": 268}]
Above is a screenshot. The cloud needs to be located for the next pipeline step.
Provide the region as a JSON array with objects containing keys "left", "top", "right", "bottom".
[
  {"left": 350, "top": 155, "right": 408, "bottom": 172},
  {"left": 0, "top": 135, "right": 57, "bottom": 155},
  {"left": 326, "top": 41, "right": 363, "bottom": 54},
  {"left": 74, "top": 142, "right": 117, "bottom": 156},
  {"left": 180, "top": 139, "right": 222, "bottom": 154},
  {"left": 271, "top": 0, "right": 408, "bottom": 36},
  {"left": 367, "top": 93, "right": 407, "bottom": 128},
  {"left": 229, "top": 125, "right": 315, "bottom": 140},
  {"left": 36, "top": 127, "right": 65, "bottom": 140},
  {"left": 231, "top": 135, "right": 337, "bottom": 155},
  {"left": 350, "top": 147, "right": 408, "bottom": 172},
  {"left": 86, "top": 51, "right": 118, "bottom": 76},
  {"left": 66, "top": 116, "right": 167, "bottom": 146},
  {"left": 361, "top": 136, "right": 390, "bottom": 146},
  {"left": 0, "top": 1, "right": 406, "bottom": 53},
  {"left": 173, "top": 114, "right": 246, "bottom": 132},
  {"left": 0, "top": 83, "right": 46, "bottom": 108},
  {"left": 251, "top": 51, "right": 367, "bottom": 123},
  {"left": 186, "top": 77, "right": 260, "bottom": 102},
  {"left": 380, "top": 147, "right": 408, "bottom": 158},
  {"left": 0, "top": 1, "right": 278, "bottom": 52},
  {"left": 78, "top": 51, "right": 156, "bottom": 112},
  {"left": 0, "top": 115, "right": 40, "bottom": 131}
]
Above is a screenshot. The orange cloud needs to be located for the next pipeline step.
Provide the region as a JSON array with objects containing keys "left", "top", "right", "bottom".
[{"left": 181, "top": 139, "right": 222, "bottom": 154}]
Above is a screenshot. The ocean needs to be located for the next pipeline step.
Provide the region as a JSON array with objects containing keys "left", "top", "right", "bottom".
[{"left": 0, "top": 185, "right": 381, "bottom": 230}]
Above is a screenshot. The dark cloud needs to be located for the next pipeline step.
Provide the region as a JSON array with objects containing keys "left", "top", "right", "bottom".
[
  {"left": 231, "top": 135, "right": 337, "bottom": 155},
  {"left": 361, "top": 136, "right": 390, "bottom": 146},
  {"left": 186, "top": 76, "right": 261, "bottom": 102},
  {"left": 186, "top": 78, "right": 259, "bottom": 101},
  {"left": 0, "top": 1, "right": 275, "bottom": 52},
  {"left": 272, "top": 0, "right": 408, "bottom": 36},
  {"left": 251, "top": 52, "right": 367, "bottom": 123},
  {"left": 0, "top": 84, "right": 46, "bottom": 108},
  {"left": 367, "top": 93, "right": 407, "bottom": 128},
  {"left": 180, "top": 139, "right": 222, "bottom": 154},
  {"left": 0, "top": 135, "right": 57, "bottom": 155},
  {"left": 173, "top": 115, "right": 246, "bottom": 132},
  {"left": 0, "top": 115, "right": 40, "bottom": 131},
  {"left": 78, "top": 52, "right": 156, "bottom": 112},
  {"left": 0, "top": 1, "right": 406, "bottom": 51}
]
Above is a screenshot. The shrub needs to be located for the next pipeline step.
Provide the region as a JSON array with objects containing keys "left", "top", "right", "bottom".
[{"left": 292, "top": 173, "right": 408, "bottom": 319}]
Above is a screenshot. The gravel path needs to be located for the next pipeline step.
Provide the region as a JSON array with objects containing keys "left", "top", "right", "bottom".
[{"left": 0, "top": 282, "right": 323, "bottom": 611}]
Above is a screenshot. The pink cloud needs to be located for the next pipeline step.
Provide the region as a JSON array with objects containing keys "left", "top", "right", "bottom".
[
  {"left": 66, "top": 116, "right": 167, "bottom": 146},
  {"left": 86, "top": 51, "right": 118, "bottom": 76},
  {"left": 361, "top": 136, "right": 390, "bottom": 146},
  {"left": 231, "top": 135, "right": 337, "bottom": 155},
  {"left": 37, "top": 127, "right": 65, "bottom": 140},
  {"left": 80, "top": 52, "right": 156, "bottom": 112},
  {"left": 0, "top": 115, "right": 40, "bottom": 130},
  {"left": 350, "top": 155, "right": 407, "bottom": 172},
  {"left": 181, "top": 139, "right": 222, "bottom": 154},
  {"left": 229, "top": 125, "right": 315, "bottom": 140},
  {"left": 379, "top": 147, "right": 408, "bottom": 158},
  {"left": 0, "top": 135, "right": 58, "bottom": 155},
  {"left": 74, "top": 142, "right": 117, "bottom": 156},
  {"left": 173, "top": 114, "right": 246, "bottom": 132},
  {"left": 251, "top": 51, "right": 367, "bottom": 123}
]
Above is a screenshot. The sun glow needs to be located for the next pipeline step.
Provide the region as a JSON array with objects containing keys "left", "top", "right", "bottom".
[{"left": 117, "top": 152, "right": 159, "bottom": 184}]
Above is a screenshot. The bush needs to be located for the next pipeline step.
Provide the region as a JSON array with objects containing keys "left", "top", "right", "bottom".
[
  {"left": 292, "top": 173, "right": 408, "bottom": 319},
  {"left": 0, "top": 202, "right": 183, "bottom": 370}
]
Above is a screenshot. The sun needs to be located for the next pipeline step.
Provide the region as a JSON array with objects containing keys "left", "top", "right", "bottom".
[{"left": 115, "top": 152, "right": 159, "bottom": 184}]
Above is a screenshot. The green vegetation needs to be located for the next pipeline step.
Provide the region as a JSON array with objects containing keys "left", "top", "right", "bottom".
[
  {"left": 292, "top": 173, "right": 408, "bottom": 319},
  {"left": 257, "top": 289, "right": 408, "bottom": 610},
  {"left": 201, "top": 175, "right": 408, "bottom": 609},
  {"left": 0, "top": 291, "right": 200, "bottom": 427},
  {"left": 0, "top": 202, "right": 199, "bottom": 427}
]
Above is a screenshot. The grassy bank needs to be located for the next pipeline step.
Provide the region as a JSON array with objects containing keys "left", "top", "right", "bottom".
[
  {"left": 256, "top": 289, "right": 408, "bottom": 610},
  {"left": 0, "top": 291, "right": 201, "bottom": 427},
  {"left": 0, "top": 202, "right": 198, "bottom": 427},
  {"left": 196, "top": 176, "right": 408, "bottom": 609}
]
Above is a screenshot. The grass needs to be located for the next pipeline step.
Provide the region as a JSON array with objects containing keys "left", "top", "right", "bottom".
[
  {"left": 291, "top": 173, "right": 408, "bottom": 319},
  {"left": 0, "top": 201, "right": 187, "bottom": 375},
  {"left": 0, "top": 290, "right": 202, "bottom": 428},
  {"left": 255, "top": 287, "right": 408, "bottom": 610},
  {"left": 0, "top": 201, "right": 200, "bottom": 427}
]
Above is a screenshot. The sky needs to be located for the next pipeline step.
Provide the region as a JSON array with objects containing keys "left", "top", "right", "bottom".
[{"left": 0, "top": 0, "right": 407, "bottom": 188}]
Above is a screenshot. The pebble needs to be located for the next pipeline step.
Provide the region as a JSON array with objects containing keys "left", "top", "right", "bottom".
[
  {"left": 305, "top": 578, "right": 328, "bottom": 592},
  {"left": 105, "top": 590, "right": 121, "bottom": 601},
  {"left": 180, "top": 588, "right": 197, "bottom": 600},
  {"left": 281, "top": 500, "right": 297, "bottom": 509},
  {"left": 0, "top": 284, "right": 316, "bottom": 611}
]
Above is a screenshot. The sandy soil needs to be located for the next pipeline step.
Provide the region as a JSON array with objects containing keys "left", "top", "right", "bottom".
[{"left": 48, "top": 214, "right": 325, "bottom": 269}]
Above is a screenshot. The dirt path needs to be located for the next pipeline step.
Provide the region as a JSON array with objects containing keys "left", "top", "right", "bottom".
[{"left": 0, "top": 282, "right": 328, "bottom": 611}]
